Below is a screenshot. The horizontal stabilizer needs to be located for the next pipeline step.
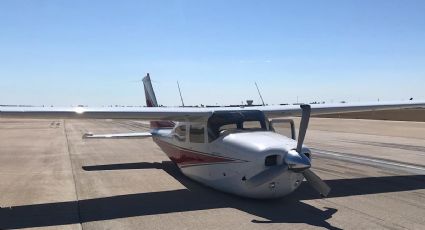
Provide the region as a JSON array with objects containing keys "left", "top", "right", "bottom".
[{"left": 83, "top": 132, "right": 152, "bottom": 139}]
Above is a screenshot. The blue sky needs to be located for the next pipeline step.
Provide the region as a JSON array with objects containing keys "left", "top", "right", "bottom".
[{"left": 1, "top": 0, "right": 424, "bottom": 106}]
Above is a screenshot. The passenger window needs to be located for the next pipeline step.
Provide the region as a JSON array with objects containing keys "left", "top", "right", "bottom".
[
  {"left": 190, "top": 125, "right": 205, "bottom": 143},
  {"left": 174, "top": 125, "right": 186, "bottom": 142}
]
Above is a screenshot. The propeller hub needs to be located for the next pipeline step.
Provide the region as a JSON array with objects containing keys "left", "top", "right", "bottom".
[{"left": 285, "top": 150, "right": 311, "bottom": 172}]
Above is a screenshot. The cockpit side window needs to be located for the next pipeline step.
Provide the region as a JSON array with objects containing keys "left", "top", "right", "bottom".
[
  {"left": 174, "top": 125, "right": 186, "bottom": 142},
  {"left": 190, "top": 124, "right": 205, "bottom": 143}
]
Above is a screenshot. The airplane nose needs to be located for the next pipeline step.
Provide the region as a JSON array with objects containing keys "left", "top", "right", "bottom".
[{"left": 285, "top": 150, "right": 311, "bottom": 172}]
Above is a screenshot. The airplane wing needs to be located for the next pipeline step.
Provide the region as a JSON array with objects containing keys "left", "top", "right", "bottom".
[
  {"left": 0, "top": 106, "right": 213, "bottom": 121},
  {"left": 1, "top": 101, "right": 424, "bottom": 121},
  {"left": 83, "top": 132, "right": 152, "bottom": 139},
  {"left": 261, "top": 101, "right": 425, "bottom": 118}
]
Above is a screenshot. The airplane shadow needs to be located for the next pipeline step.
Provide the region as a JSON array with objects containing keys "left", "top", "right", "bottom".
[{"left": 2, "top": 161, "right": 425, "bottom": 230}]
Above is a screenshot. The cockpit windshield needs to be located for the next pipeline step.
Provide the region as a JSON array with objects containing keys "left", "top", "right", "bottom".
[{"left": 207, "top": 110, "right": 268, "bottom": 142}]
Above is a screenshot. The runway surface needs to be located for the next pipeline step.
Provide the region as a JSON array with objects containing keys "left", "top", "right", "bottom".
[{"left": 1, "top": 118, "right": 425, "bottom": 229}]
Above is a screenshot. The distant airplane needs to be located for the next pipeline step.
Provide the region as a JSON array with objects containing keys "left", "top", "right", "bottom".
[{"left": 1, "top": 73, "right": 424, "bottom": 198}]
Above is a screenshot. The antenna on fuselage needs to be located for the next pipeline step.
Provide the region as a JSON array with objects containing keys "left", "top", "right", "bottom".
[
  {"left": 177, "top": 81, "right": 185, "bottom": 107},
  {"left": 255, "top": 82, "right": 266, "bottom": 106}
]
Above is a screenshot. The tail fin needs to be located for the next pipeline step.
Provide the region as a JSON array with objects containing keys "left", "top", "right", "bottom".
[
  {"left": 142, "top": 73, "right": 159, "bottom": 107},
  {"left": 142, "top": 73, "right": 175, "bottom": 129}
]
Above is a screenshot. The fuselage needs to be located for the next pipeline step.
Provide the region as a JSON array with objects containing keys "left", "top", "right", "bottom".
[
  {"left": 151, "top": 120, "right": 310, "bottom": 199},
  {"left": 139, "top": 75, "right": 314, "bottom": 198}
]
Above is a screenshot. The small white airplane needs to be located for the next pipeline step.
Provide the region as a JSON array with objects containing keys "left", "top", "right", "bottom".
[{"left": 1, "top": 74, "right": 424, "bottom": 199}]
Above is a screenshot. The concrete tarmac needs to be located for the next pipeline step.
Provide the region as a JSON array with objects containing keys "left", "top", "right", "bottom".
[{"left": 1, "top": 118, "right": 425, "bottom": 229}]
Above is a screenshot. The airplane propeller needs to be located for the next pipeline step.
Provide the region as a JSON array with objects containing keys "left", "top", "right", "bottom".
[
  {"left": 296, "top": 104, "right": 331, "bottom": 197},
  {"left": 246, "top": 104, "right": 331, "bottom": 197}
]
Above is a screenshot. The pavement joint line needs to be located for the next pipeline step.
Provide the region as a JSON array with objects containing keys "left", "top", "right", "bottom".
[
  {"left": 312, "top": 148, "right": 425, "bottom": 172},
  {"left": 63, "top": 120, "right": 84, "bottom": 230}
]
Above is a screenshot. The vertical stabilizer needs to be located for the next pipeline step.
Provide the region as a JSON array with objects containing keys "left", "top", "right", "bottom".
[{"left": 142, "top": 73, "right": 159, "bottom": 107}]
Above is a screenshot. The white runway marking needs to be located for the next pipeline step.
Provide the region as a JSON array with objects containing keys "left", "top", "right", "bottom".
[{"left": 312, "top": 148, "right": 425, "bottom": 173}]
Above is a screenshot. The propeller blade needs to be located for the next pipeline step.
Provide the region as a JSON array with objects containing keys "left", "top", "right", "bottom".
[
  {"left": 302, "top": 169, "right": 331, "bottom": 197},
  {"left": 245, "top": 165, "right": 288, "bottom": 188},
  {"left": 296, "top": 104, "right": 311, "bottom": 153}
]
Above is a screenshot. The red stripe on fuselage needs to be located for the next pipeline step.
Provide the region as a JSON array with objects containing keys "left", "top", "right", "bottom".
[{"left": 153, "top": 138, "right": 237, "bottom": 167}]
